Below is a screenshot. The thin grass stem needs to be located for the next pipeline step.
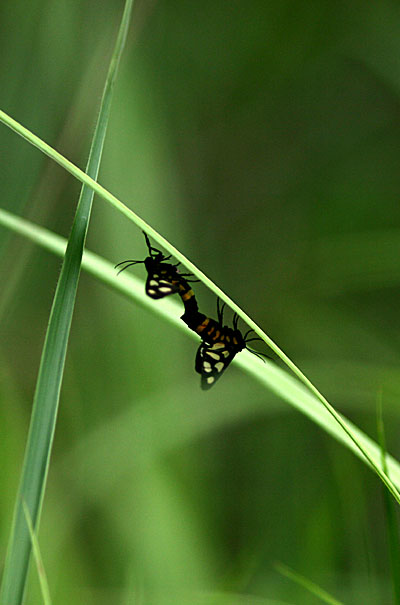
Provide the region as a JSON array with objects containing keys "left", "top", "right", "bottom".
[
  {"left": 0, "top": 1, "right": 134, "bottom": 602},
  {"left": 22, "top": 503, "right": 52, "bottom": 605},
  {"left": 377, "top": 392, "right": 400, "bottom": 604},
  {"left": 275, "top": 562, "right": 343, "bottom": 605}
]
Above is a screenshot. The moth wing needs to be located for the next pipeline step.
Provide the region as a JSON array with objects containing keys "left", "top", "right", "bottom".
[
  {"left": 195, "top": 341, "right": 236, "bottom": 390},
  {"left": 145, "top": 273, "right": 180, "bottom": 299},
  {"left": 195, "top": 342, "right": 206, "bottom": 373}
]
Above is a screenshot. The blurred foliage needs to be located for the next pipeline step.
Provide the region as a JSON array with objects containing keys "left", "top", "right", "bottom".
[{"left": 1, "top": 0, "right": 400, "bottom": 603}]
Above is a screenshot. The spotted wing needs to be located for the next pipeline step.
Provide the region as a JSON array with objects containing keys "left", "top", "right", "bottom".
[
  {"left": 195, "top": 340, "right": 237, "bottom": 390},
  {"left": 145, "top": 271, "right": 181, "bottom": 299}
]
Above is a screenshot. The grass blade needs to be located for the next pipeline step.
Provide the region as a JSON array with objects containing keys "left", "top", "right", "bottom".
[
  {"left": 2, "top": 209, "right": 400, "bottom": 500},
  {"left": 0, "top": 206, "right": 183, "bottom": 328},
  {"left": 377, "top": 394, "right": 400, "bottom": 604},
  {"left": 22, "top": 502, "right": 52, "bottom": 605},
  {"left": 0, "top": 2, "right": 134, "bottom": 603},
  {"left": 0, "top": 109, "right": 399, "bottom": 506},
  {"left": 275, "top": 562, "right": 343, "bottom": 605}
]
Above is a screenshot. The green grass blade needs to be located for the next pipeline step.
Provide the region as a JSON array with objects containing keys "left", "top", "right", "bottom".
[
  {"left": 22, "top": 503, "right": 52, "bottom": 605},
  {"left": 191, "top": 593, "right": 295, "bottom": 605},
  {"left": 0, "top": 206, "right": 182, "bottom": 328},
  {"left": 0, "top": 2, "right": 133, "bottom": 603},
  {"left": 0, "top": 109, "right": 399, "bottom": 505},
  {"left": 377, "top": 394, "right": 400, "bottom": 604},
  {"left": 2, "top": 208, "right": 400, "bottom": 499},
  {"left": 275, "top": 562, "right": 343, "bottom": 605}
]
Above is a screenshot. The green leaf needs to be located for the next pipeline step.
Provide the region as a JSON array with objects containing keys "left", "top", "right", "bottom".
[
  {"left": 275, "top": 562, "right": 343, "bottom": 605},
  {"left": 377, "top": 394, "right": 400, "bottom": 604},
  {"left": 0, "top": 1, "right": 134, "bottom": 603},
  {"left": 22, "top": 502, "right": 52, "bottom": 605}
]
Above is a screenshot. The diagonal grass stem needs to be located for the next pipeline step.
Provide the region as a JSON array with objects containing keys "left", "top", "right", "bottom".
[
  {"left": 0, "top": 108, "right": 399, "bottom": 505},
  {"left": 1, "top": 208, "right": 400, "bottom": 498}
]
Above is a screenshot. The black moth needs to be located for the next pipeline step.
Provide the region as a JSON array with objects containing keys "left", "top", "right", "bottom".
[
  {"left": 181, "top": 299, "right": 268, "bottom": 390},
  {"left": 115, "top": 231, "right": 198, "bottom": 304}
]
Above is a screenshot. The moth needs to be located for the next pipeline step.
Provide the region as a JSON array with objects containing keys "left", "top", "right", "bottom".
[
  {"left": 181, "top": 299, "right": 268, "bottom": 390},
  {"left": 115, "top": 232, "right": 198, "bottom": 309}
]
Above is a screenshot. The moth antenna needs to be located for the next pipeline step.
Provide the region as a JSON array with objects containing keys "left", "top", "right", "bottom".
[
  {"left": 114, "top": 259, "right": 142, "bottom": 269},
  {"left": 116, "top": 261, "right": 142, "bottom": 276},
  {"left": 243, "top": 329, "right": 255, "bottom": 339}
]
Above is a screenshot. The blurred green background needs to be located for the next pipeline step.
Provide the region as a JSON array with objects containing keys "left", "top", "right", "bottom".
[{"left": 1, "top": 0, "right": 400, "bottom": 603}]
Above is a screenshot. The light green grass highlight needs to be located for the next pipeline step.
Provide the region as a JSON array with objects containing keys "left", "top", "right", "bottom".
[
  {"left": 0, "top": 110, "right": 399, "bottom": 505},
  {"left": 2, "top": 207, "right": 400, "bottom": 497},
  {"left": 275, "top": 562, "right": 343, "bottom": 605},
  {"left": 22, "top": 503, "right": 52, "bottom": 605},
  {"left": 377, "top": 394, "right": 400, "bottom": 605},
  {"left": 0, "top": 1, "right": 134, "bottom": 603},
  {"left": 194, "top": 592, "right": 294, "bottom": 604}
]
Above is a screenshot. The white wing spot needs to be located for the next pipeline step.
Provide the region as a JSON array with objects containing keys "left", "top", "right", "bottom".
[
  {"left": 222, "top": 350, "right": 230, "bottom": 358},
  {"left": 203, "top": 361, "right": 212, "bottom": 372},
  {"left": 159, "top": 286, "right": 173, "bottom": 293},
  {"left": 149, "top": 280, "right": 158, "bottom": 286},
  {"left": 206, "top": 351, "right": 220, "bottom": 360},
  {"left": 211, "top": 343, "right": 225, "bottom": 350},
  {"left": 148, "top": 289, "right": 156, "bottom": 295},
  {"left": 207, "top": 376, "right": 215, "bottom": 384},
  {"left": 215, "top": 362, "right": 224, "bottom": 373}
]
